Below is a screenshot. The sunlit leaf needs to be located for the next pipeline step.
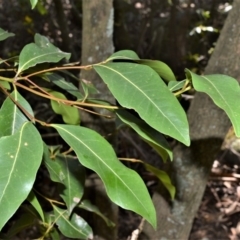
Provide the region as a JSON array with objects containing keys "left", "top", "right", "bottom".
[
  {"left": 0, "top": 122, "right": 43, "bottom": 230},
  {"left": 94, "top": 62, "right": 190, "bottom": 146},
  {"left": 78, "top": 199, "right": 115, "bottom": 227},
  {"left": 136, "top": 59, "right": 176, "bottom": 82},
  {"left": 17, "top": 34, "right": 70, "bottom": 75},
  {"left": 116, "top": 109, "right": 172, "bottom": 162},
  {"left": 106, "top": 50, "right": 176, "bottom": 82},
  {"left": 107, "top": 50, "right": 140, "bottom": 61},
  {"left": 51, "top": 124, "right": 157, "bottom": 228},
  {"left": 0, "top": 90, "right": 34, "bottom": 137},
  {"left": 50, "top": 91, "right": 80, "bottom": 125},
  {"left": 0, "top": 28, "right": 15, "bottom": 41},
  {"left": 53, "top": 205, "right": 93, "bottom": 239},
  {"left": 27, "top": 191, "right": 45, "bottom": 221},
  {"left": 30, "top": 0, "right": 38, "bottom": 9},
  {"left": 186, "top": 69, "right": 240, "bottom": 137}
]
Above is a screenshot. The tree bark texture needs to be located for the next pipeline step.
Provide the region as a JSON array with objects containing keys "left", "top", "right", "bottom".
[
  {"left": 141, "top": 1, "right": 240, "bottom": 239},
  {"left": 80, "top": 1, "right": 115, "bottom": 138},
  {"left": 80, "top": 2, "right": 117, "bottom": 240}
]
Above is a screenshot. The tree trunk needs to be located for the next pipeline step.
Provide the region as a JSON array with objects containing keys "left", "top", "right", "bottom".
[
  {"left": 80, "top": 2, "right": 117, "bottom": 240},
  {"left": 141, "top": 1, "right": 240, "bottom": 239}
]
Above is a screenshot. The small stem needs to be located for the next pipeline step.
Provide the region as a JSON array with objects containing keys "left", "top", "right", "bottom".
[
  {"left": 21, "top": 64, "right": 94, "bottom": 79},
  {"left": 174, "top": 86, "right": 192, "bottom": 96},
  {"left": 25, "top": 77, "right": 52, "bottom": 97},
  {"left": 34, "top": 189, "right": 65, "bottom": 206},
  {"left": 14, "top": 81, "right": 119, "bottom": 109},
  {"left": 0, "top": 68, "right": 16, "bottom": 72},
  {"left": 0, "top": 76, "right": 14, "bottom": 82}
]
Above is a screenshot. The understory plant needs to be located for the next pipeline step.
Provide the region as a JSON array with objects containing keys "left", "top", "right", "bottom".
[{"left": 1, "top": 25, "right": 240, "bottom": 239}]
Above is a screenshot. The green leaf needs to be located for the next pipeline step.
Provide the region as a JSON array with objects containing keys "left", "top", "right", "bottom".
[
  {"left": 17, "top": 34, "right": 71, "bottom": 75},
  {"left": 168, "top": 80, "right": 187, "bottom": 92},
  {"left": 50, "top": 91, "right": 80, "bottom": 125},
  {"left": 116, "top": 109, "right": 172, "bottom": 162},
  {"left": 0, "top": 80, "right": 11, "bottom": 90},
  {"left": 52, "top": 124, "right": 157, "bottom": 228},
  {"left": 78, "top": 200, "right": 115, "bottom": 227},
  {"left": 186, "top": 69, "right": 240, "bottom": 137},
  {"left": 0, "top": 122, "right": 43, "bottom": 231},
  {"left": 81, "top": 79, "right": 98, "bottom": 98},
  {"left": 0, "top": 90, "right": 34, "bottom": 137},
  {"left": 122, "top": 158, "right": 175, "bottom": 200},
  {"left": 144, "top": 164, "right": 175, "bottom": 200},
  {"left": 53, "top": 205, "right": 93, "bottom": 239},
  {"left": 49, "top": 227, "right": 61, "bottom": 240},
  {"left": 136, "top": 59, "right": 176, "bottom": 82},
  {"left": 0, "top": 28, "right": 15, "bottom": 41},
  {"left": 30, "top": 0, "right": 38, "bottom": 9},
  {"left": 43, "top": 152, "right": 85, "bottom": 215},
  {"left": 27, "top": 191, "right": 45, "bottom": 221},
  {"left": 42, "top": 73, "right": 83, "bottom": 100},
  {"left": 94, "top": 62, "right": 190, "bottom": 146},
  {"left": 107, "top": 50, "right": 140, "bottom": 61},
  {"left": 106, "top": 51, "right": 176, "bottom": 82}
]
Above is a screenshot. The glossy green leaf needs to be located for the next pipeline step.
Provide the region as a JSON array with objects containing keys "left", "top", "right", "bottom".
[
  {"left": 78, "top": 200, "right": 115, "bottom": 227},
  {"left": 0, "top": 122, "right": 43, "bottom": 231},
  {"left": 44, "top": 152, "right": 85, "bottom": 215},
  {"left": 30, "top": 0, "right": 38, "bottom": 9},
  {"left": 107, "top": 50, "right": 140, "bottom": 61},
  {"left": 0, "top": 90, "right": 34, "bottom": 137},
  {"left": 17, "top": 34, "right": 71, "bottom": 75},
  {"left": 4, "top": 212, "right": 36, "bottom": 238},
  {"left": 50, "top": 91, "right": 80, "bottom": 125},
  {"left": 0, "top": 28, "right": 15, "bottom": 41},
  {"left": 186, "top": 69, "right": 240, "bottom": 137},
  {"left": 116, "top": 109, "right": 172, "bottom": 162},
  {"left": 52, "top": 124, "right": 157, "bottom": 228},
  {"left": 27, "top": 191, "right": 45, "bottom": 221},
  {"left": 94, "top": 62, "right": 190, "bottom": 146},
  {"left": 136, "top": 59, "right": 176, "bottom": 82},
  {"left": 0, "top": 80, "right": 11, "bottom": 90},
  {"left": 42, "top": 73, "right": 83, "bottom": 99},
  {"left": 53, "top": 205, "right": 93, "bottom": 239},
  {"left": 106, "top": 50, "right": 176, "bottom": 82},
  {"left": 168, "top": 80, "right": 187, "bottom": 92}
]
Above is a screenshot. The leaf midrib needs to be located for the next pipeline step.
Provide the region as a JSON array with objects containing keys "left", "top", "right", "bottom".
[
  {"left": 0, "top": 122, "right": 27, "bottom": 203},
  {"left": 53, "top": 124, "right": 148, "bottom": 214},
  {"left": 54, "top": 206, "right": 89, "bottom": 237},
  {"left": 18, "top": 50, "right": 67, "bottom": 74},
  {"left": 99, "top": 64, "right": 185, "bottom": 141},
  {"left": 202, "top": 76, "right": 236, "bottom": 124}
]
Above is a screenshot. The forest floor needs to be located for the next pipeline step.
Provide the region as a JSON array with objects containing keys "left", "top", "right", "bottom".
[
  {"left": 189, "top": 130, "right": 240, "bottom": 240},
  {"left": 117, "top": 127, "right": 240, "bottom": 240}
]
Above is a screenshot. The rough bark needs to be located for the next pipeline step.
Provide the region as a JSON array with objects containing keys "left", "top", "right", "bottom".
[
  {"left": 80, "top": 2, "right": 117, "bottom": 240},
  {"left": 141, "top": 1, "right": 240, "bottom": 239}
]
